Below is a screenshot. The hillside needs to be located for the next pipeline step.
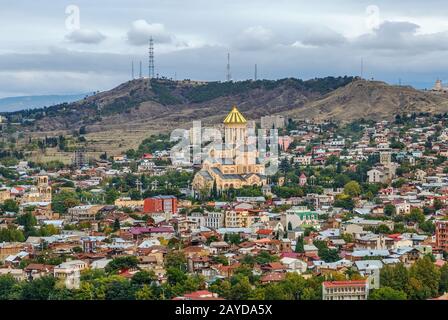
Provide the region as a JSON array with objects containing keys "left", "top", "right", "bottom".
[
  {"left": 286, "top": 80, "right": 448, "bottom": 122},
  {"left": 3, "top": 76, "right": 448, "bottom": 159},
  {"left": 4, "top": 77, "right": 448, "bottom": 157},
  {"left": 5, "top": 76, "right": 354, "bottom": 133}
]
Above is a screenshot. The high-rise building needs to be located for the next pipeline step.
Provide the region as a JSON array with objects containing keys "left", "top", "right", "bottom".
[
  {"left": 260, "top": 115, "right": 286, "bottom": 130},
  {"left": 436, "top": 220, "right": 448, "bottom": 252},
  {"left": 379, "top": 151, "right": 391, "bottom": 166},
  {"left": 144, "top": 195, "right": 178, "bottom": 215},
  {"left": 72, "top": 150, "right": 87, "bottom": 168}
]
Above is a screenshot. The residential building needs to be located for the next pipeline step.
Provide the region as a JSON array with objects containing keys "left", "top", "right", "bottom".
[
  {"left": 53, "top": 260, "right": 89, "bottom": 289},
  {"left": 436, "top": 220, "right": 448, "bottom": 251},
  {"left": 68, "top": 205, "right": 103, "bottom": 222},
  {"left": 322, "top": 280, "right": 369, "bottom": 300},
  {"left": 143, "top": 195, "right": 178, "bottom": 217}
]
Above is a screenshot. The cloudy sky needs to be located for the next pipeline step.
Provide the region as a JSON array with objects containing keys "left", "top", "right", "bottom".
[{"left": 1, "top": 0, "right": 448, "bottom": 98}]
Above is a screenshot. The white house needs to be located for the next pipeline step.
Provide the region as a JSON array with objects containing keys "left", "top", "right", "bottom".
[{"left": 54, "top": 260, "right": 89, "bottom": 289}]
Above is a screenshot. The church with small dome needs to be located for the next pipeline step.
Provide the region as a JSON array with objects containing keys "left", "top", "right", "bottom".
[{"left": 192, "top": 106, "right": 267, "bottom": 194}]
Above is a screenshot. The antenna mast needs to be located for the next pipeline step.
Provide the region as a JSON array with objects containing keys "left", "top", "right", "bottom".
[
  {"left": 226, "top": 53, "right": 231, "bottom": 82},
  {"left": 132, "top": 61, "right": 134, "bottom": 79},
  {"left": 361, "top": 57, "right": 364, "bottom": 79},
  {"left": 254, "top": 64, "right": 258, "bottom": 81},
  {"left": 139, "top": 61, "right": 142, "bottom": 78},
  {"left": 149, "top": 37, "right": 155, "bottom": 79}
]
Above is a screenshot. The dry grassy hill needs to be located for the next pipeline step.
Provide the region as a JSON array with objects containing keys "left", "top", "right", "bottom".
[{"left": 286, "top": 80, "right": 448, "bottom": 122}]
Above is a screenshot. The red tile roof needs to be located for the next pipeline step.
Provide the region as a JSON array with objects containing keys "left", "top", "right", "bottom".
[
  {"left": 323, "top": 280, "right": 368, "bottom": 288},
  {"left": 256, "top": 229, "right": 273, "bottom": 235}
]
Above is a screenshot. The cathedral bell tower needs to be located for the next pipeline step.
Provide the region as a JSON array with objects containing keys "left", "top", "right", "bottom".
[{"left": 223, "top": 105, "right": 248, "bottom": 146}]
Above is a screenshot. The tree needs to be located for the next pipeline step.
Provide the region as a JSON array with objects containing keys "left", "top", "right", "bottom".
[
  {"left": 51, "top": 190, "right": 80, "bottom": 214},
  {"left": 165, "top": 251, "right": 187, "bottom": 271},
  {"left": 226, "top": 233, "right": 242, "bottom": 245},
  {"left": 279, "top": 158, "right": 292, "bottom": 175},
  {"left": 384, "top": 204, "right": 396, "bottom": 216},
  {"left": 408, "top": 255, "right": 441, "bottom": 299},
  {"left": 105, "top": 188, "right": 120, "bottom": 205},
  {"left": 433, "top": 199, "right": 443, "bottom": 211},
  {"left": 263, "top": 283, "right": 290, "bottom": 300},
  {"left": 295, "top": 235, "right": 305, "bottom": 253},
  {"left": 407, "top": 208, "right": 425, "bottom": 225},
  {"left": 376, "top": 224, "right": 391, "bottom": 234},
  {"left": 420, "top": 220, "right": 435, "bottom": 234},
  {"left": 105, "top": 256, "right": 139, "bottom": 274},
  {"left": 313, "top": 240, "right": 340, "bottom": 262},
  {"left": 0, "top": 275, "right": 17, "bottom": 299},
  {"left": 104, "top": 277, "right": 134, "bottom": 300},
  {"left": 439, "top": 263, "right": 448, "bottom": 295},
  {"left": 113, "top": 218, "right": 121, "bottom": 231},
  {"left": 16, "top": 212, "right": 37, "bottom": 228},
  {"left": 20, "top": 276, "right": 56, "bottom": 300},
  {"left": 1, "top": 199, "right": 19, "bottom": 213},
  {"left": 319, "top": 248, "right": 340, "bottom": 262},
  {"left": 167, "top": 267, "right": 187, "bottom": 286},
  {"left": 135, "top": 284, "right": 155, "bottom": 300},
  {"left": 0, "top": 227, "right": 25, "bottom": 242},
  {"left": 380, "top": 263, "right": 409, "bottom": 293},
  {"left": 369, "top": 287, "right": 407, "bottom": 300},
  {"left": 344, "top": 181, "right": 361, "bottom": 197},
  {"left": 229, "top": 276, "right": 253, "bottom": 300},
  {"left": 334, "top": 194, "right": 355, "bottom": 210},
  {"left": 255, "top": 251, "right": 278, "bottom": 265},
  {"left": 209, "top": 279, "right": 231, "bottom": 299},
  {"left": 131, "top": 271, "right": 156, "bottom": 287},
  {"left": 211, "top": 180, "right": 218, "bottom": 199}
]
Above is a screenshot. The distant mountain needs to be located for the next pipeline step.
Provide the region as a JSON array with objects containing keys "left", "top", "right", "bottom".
[{"left": 0, "top": 93, "right": 90, "bottom": 112}]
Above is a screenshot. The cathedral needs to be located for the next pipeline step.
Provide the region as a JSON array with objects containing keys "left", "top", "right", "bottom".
[
  {"left": 21, "top": 174, "right": 52, "bottom": 204},
  {"left": 192, "top": 106, "right": 267, "bottom": 193}
]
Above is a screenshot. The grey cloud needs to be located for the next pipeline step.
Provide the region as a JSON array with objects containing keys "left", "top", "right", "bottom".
[
  {"left": 3, "top": 0, "right": 448, "bottom": 97},
  {"left": 300, "top": 28, "right": 347, "bottom": 47},
  {"left": 354, "top": 20, "right": 448, "bottom": 53},
  {"left": 126, "top": 19, "right": 173, "bottom": 46},
  {"left": 65, "top": 29, "right": 107, "bottom": 44},
  {"left": 0, "top": 47, "right": 131, "bottom": 74},
  {"left": 232, "top": 26, "right": 274, "bottom": 51}
]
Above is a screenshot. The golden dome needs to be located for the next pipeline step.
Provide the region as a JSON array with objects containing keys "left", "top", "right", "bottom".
[{"left": 223, "top": 105, "right": 247, "bottom": 124}]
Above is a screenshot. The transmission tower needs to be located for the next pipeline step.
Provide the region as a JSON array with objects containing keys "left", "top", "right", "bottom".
[
  {"left": 149, "top": 37, "right": 155, "bottom": 79},
  {"left": 254, "top": 64, "right": 258, "bottom": 81},
  {"left": 139, "top": 61, "right": 142, "bottom": 78},
  {"left": 226, "top": 53, "right": 231, "bottom": 82}
]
